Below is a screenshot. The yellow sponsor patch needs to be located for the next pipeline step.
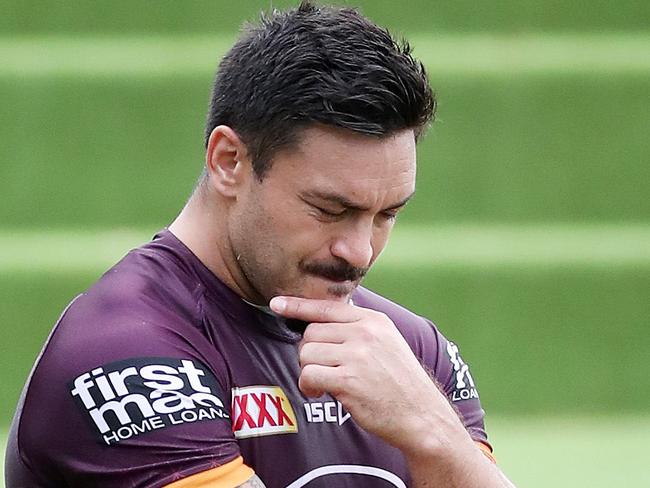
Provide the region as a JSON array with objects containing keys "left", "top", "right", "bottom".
[{"left": 231, "top": 385, "right": 298, "bottom": 438}]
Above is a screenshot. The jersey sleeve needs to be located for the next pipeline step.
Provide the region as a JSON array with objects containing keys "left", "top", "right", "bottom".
[
  {"left": 419, "top": 319, "right": 491, "bottom": 450},
  {"left": 8, "top": 293, "right": 254, "bottom": 488}
]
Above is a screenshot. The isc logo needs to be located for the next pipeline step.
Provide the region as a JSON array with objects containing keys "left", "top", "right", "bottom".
[
  {"left": 231, "top": 385, "right": 298, "bottom": 439},
  {"left": 303, "top": 400, "right": 351, "bottom": 426}
]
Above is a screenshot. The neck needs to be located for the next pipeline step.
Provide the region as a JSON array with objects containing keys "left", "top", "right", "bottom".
[{"left": 168, "top": 186, "right": 264, "bottom": 305}]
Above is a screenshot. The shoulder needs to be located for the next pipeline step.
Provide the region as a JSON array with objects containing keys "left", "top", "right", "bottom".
[
  {"left": 57, "top": 233, "right": 212, "bottom": 351},
  {"left": 83, "top": 238, "right": 205, "bottom": 325},
  {"left": 9, "top": 241, "right": 238, "bottom": 485},
  {"left": 31, "top": 236, "right": 229, "bottom": 395}
]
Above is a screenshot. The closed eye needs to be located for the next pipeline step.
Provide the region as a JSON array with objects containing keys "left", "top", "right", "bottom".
[{"left": 315, "top": 206, "right": 346, "bottom": 217}]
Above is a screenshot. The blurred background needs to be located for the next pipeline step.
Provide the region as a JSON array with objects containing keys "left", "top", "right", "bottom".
[{"left": 1, "top": 1, "right": 649, "bottom": 486}]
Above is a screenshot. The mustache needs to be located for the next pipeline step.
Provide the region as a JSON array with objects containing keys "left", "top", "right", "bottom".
[{"left": 301, "top": 259, "right": 368, "bottom": 282}]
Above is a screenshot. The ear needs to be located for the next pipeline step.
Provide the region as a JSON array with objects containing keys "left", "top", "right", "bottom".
[{"left": 205, "top": 125, "right": 251, "bottom": 198}]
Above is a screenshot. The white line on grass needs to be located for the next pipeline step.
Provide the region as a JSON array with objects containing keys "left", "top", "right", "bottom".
[
  {"left": 410, "top": 33, "right": 650, "bottom": 75},
  {"left": 1, "top": 33, "right": 649, "bottom": 77},
  {"left": 380, "top": 224, "right": 650, "bottom": 267},
  {"left": 0, "top": 228, "right": 155, "bottom": 273},
  {"left": 1, "top": 224, "right": 649, "bottom": 273}
]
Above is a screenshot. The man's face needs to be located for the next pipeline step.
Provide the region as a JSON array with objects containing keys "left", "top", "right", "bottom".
[{"left": 228, "top": 125, "right": 416, "bottom": 304}]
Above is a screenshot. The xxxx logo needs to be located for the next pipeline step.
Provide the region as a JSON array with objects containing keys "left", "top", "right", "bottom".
[{"left": 231, "top": 385, "right": 298, "bottom": 439}]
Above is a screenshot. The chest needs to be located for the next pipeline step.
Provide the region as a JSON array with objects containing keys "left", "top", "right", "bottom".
[{"left": 220, "top": 331, "right": 410, "bottom": 487}]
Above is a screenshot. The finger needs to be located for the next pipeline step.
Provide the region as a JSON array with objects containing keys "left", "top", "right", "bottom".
[
  {"left": 299, "top": 364, "right": 340, "bottom": 398},
  {"left": 302, "top": 322, "right": 350, "bottom": 345},
  {"left": 270, "top": 296, "right": 362, "bottom": 323},
  {"left": 299, "top": 341, "right": 344, "bottom": 368}
]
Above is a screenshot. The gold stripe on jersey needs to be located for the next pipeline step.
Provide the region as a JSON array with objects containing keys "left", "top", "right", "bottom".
[
  {"left": 476, "top": 441, "right": 497, "bottom": 464},
  {"left": 164, "top": 456, "right": 254, "bottom": 488}
]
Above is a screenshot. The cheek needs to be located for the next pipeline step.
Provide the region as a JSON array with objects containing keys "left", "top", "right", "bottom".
[
  {"left": 272, "top": 202, "right": 329, "bottom": 242},
  {"left": 241, "top": 190, "right": 333, "bottom": 263},
  {"left": 228, "top": 195, "right": 272, "bottom": 259}
]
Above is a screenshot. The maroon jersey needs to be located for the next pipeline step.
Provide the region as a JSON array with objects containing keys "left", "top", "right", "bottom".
[{"left": 6, "top": 230, "right": 491, "bottom": 487}]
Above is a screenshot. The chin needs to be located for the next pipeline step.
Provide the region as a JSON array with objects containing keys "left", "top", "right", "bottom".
[
  {"left": 284, "top": 286, "right": 347, "bottom": 302},
  {"left": 327, "top": 285, "right": 354, "bottom": 300},
  {"left": 317, "top": 280, "right": 356, "bottom": 302},
  {"left": 280, "top": 277, "right": 357, "bottom": 302}
]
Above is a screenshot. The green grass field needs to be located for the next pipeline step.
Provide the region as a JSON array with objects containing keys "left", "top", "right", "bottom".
[
  {"left": 2, "top": 34, "right": 649, "bottom": 227},
  {"left": 2, "top": 0, "right": 649, "bottom": 34},
  {"left": 3, "top": 416, "right": 649, "bottom": 486},
  {"left": 490, "top": 416, "right": 650, "bottom": 486}
]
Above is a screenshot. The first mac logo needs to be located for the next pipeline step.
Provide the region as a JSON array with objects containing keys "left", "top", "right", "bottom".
[{"left": 69, "top": 357, "right": 228, "bottom": 445}]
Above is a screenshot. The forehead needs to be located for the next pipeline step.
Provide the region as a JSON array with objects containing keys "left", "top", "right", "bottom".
[{"left": 269, "top": 126, "right": 417, "bottom": 203}]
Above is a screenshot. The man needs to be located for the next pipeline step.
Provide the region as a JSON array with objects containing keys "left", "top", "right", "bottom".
[{"left": 6, "top": 2, "right": 515, "bottom": 487}]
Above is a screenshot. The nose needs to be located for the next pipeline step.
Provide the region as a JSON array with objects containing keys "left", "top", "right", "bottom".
[{"left": 330, "top": 221, "right": 374, "bottom": 270}]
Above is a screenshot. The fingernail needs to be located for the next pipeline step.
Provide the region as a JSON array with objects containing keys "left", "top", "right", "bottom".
[{"left": 270, "top": 297, "right": 286, "bottom": 313}]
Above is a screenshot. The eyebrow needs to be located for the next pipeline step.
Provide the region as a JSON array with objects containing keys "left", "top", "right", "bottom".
[{"left": 302, "top": 189, "right": 415, "bottom": 212}]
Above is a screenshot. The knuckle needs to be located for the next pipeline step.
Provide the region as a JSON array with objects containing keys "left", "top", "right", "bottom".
[
  {"left": 356, "top": 322, "right": 376, "bottom": 342},
  {"left": 299, "top": 342, "right": 314, "bottom": 365},
  {"left": 350, "top": 345, "right": 368, "bottom": 363},
  {"left": 319, "top": 302, "right": 333, "bottom": 321},
  {"left": 302, "top": 322, "right": 319, "bottom": 342},
  {"left": 301, "top": 363, "right": 318, "bottom": 382},
  {"left": 338, "top": 367, "right": 356, "bottom": 390},
  {"left": 371, "top": 310, "right": 389, "bottom": 323}
]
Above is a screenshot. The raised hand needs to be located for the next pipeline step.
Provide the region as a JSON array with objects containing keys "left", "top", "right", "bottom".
[{"left": 269, "top": 296, "right": 460, "bottom": 454}]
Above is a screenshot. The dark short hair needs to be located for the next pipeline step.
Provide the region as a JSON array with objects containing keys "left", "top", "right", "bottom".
[{"left": 205, "top": 1, "right": 435, "bottom": 178}]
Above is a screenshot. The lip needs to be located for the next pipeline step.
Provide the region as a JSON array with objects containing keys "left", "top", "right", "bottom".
[{"left": 311, "top": 273, "right": 353, "bottom": 284}]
